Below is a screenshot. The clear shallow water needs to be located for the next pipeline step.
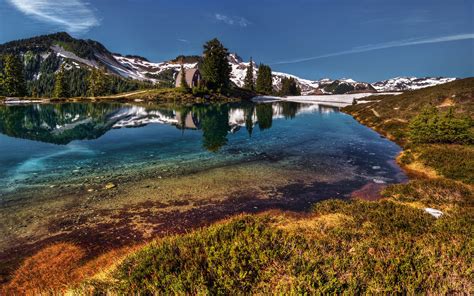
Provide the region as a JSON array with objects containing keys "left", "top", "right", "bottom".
[{"left": 0, "top": 101, "right": 405, "bottom": 196}]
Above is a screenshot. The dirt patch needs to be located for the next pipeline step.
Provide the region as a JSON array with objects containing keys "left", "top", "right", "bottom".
[
  {"left": 438, "top": 97, "right": 455, "bottom": 108},
  {"left": 350, "top": 182, "right": 387, "bottom": 201}
]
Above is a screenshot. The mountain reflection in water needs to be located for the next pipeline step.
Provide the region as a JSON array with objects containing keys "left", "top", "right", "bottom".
[{"left": 0, "top": 101, "right": 338, "bottom": 152}]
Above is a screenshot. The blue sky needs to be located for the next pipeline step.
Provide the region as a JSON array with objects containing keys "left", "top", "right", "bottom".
[{"left": 0, "top": 0, "right": 472, "bottom": 81}]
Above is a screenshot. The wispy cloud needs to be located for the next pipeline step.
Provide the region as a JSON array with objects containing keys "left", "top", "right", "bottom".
[
  {"left": 7, "top": 0, "right": 99, "bottom": 34},
  {"left": 214, "top": 13, "right": 250, "bottom": 27},
  {"left": 272, "top": 33, "right": 474, "bottom": 65},
  {"left": 364, "top": 15, "right": 431, "bottom": 25},
  {"left": 177, "top": 38, "right": 189, "bottom": 43}
]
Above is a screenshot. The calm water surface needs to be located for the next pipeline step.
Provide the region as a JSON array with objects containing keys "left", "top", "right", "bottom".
[{"left": 0, "top": 101, "right": 405, "bottom": 197}]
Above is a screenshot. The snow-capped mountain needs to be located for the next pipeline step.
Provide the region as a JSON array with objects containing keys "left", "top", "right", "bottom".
[
  {"left": 118, "top": 53, "right": 462, "bottom": 95},
  {"left": 0, "top": 32, "right": 457, "bottom": 96},
  {"left": 372, "top": 77, "right": 457, "bottom": 92},
  {"left": 112, "top": 53, "right": 457, "bottom": 94}
]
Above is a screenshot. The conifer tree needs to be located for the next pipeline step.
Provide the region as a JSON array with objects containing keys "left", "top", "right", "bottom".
[
  {"left": 0, "top": 54, "right": 26, "bottom": 97},
  {"left": 280, "top": 77, "right": 301, "bottom": 96},
  {"left": 201, "top": 38, "right": 231, "bottom": 91},
  {"left": 244, "top": 57, "right": 255, "bottom": 91},
  {"left": 87, "top": 68, "right": 108, "bottom": 97},
  {"left": 256, "top": 64, "right": 273, "bottom": 95},
  {"left": 179, "top": 64, "right": 189, "bottom": 89},
  {"left": 0, "top": 61, "right": 4, "bottom": 96},
  {"left": 53, "top": 64, "right": 69, "bottom": 98}
]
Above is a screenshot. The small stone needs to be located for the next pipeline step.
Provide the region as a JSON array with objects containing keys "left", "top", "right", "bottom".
[
  {"left": 425, "top": 208, "right": 443, "bottom": 218},
  {"left": 104, "top": 183, "right": 116, "bottom": 190}
]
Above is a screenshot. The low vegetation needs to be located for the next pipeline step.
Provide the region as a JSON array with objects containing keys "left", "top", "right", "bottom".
[
  {"left": 414, "top": 145, "right": 474, "bottom": 184},
  {"left": 68, "top": 177, "right": 471, "bottom": 294},
  {"left": 409, "top": 106, "right": 472, "bottom": 144}
]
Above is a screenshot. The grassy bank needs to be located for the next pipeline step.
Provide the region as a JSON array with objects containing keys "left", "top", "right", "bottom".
[
  {"left": 2, "top": 79, "right": 473, "bottom": 294},
  {"left": 344, "top": 78, "right": 473, "bottom": 183},
  {"left": 0, "top": 87, "right": 258, "bottom": 105}
]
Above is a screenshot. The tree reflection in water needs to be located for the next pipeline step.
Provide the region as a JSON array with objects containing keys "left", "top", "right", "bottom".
[{"left": 0, "top": 101, "right": 338, "bottom": 152}]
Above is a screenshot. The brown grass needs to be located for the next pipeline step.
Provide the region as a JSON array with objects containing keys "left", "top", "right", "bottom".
[
  {"left": 438, "top": 97, "right": 456, "bottom": 107},
  {"left": 3, "top": 243, "right": 138, "bottom": 295},
  {"left": 6, "top": 243, "right": 85, "bottom": 295}
]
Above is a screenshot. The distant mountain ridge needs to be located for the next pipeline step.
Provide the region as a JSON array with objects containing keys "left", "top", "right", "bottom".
[{"left": 0, "top": 32, "right": 457, "bottom": 96}]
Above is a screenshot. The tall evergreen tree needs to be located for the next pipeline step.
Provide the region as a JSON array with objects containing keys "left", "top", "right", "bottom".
[
  {"left": 87, "top": 68, "right": 108, "bottom": 97},
  {"left": 179, "top": 64, "right": 189, "bottom": 89},
  {"left": 0, "top": 54, "right": 27, "bottom": 97},
  {"left": 244, "top": 57, "right": 255, "bottom": 91},
  {"left": 256, "top": 64, "right": 273, "bottom": 95},
  {"left": 0, "top": 56, "right": 4, "bottom": 96},
  {"left": 201, "top": 38, "right": 231, "bottom": 91},
  {"left": 53, "top": 64, "right": 69, "bottom": 98},
  {"left": 280, "top": 77, "right": 301, "bottom": 96}
]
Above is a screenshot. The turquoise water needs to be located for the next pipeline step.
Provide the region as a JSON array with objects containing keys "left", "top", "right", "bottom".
[{"left": 0, "top": 101, "right": 405, "bottom": 196}]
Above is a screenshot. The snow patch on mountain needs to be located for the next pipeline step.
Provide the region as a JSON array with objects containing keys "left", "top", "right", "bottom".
[
  {"left": 113, "top": 54, "right": 198, "bottom": 82},
  {"left": 372, "top": 77, "right": 457, "bottom": 92}
]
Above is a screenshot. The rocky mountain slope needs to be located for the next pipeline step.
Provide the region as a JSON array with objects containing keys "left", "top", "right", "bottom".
[{"left": 0, "top": 32, "right": 457, "bottom": 96}]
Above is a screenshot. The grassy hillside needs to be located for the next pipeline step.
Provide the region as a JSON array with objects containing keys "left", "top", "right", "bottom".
[
  {"left": 345, "top": 78, "right": 474, "bottom": 184},
  {"left": 346, "top": 78, "right": 474, "bottom": 145},
  {"left": 2, "top": 79, "right": 473, "bottom": 294}
]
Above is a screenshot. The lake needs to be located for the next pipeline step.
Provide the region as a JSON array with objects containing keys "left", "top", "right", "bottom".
[{"left": 0, "top": 100, "right": 406, "bottom": 274}]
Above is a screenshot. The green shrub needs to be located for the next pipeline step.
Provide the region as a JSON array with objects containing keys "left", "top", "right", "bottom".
[
  {"left": 383, "top": 178, "right": 473, "bottom": 207},
  {"left": 155, "top": 80, "right": 175, "bottom": 89},
  {"left": 416, "top": 145, "right": 474, "bottom": 184},
  {"left": 192, "top": 85, "right": 210, "bottom": 97},
  {"left": 409, "top": 106, "right": 473, "bottom": 144},
  {"left": 113, "top": 216, "right": 292, "bottom": 294},
  {"left": 399, "top": 150, "right": 414, "bottom": 165}
]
